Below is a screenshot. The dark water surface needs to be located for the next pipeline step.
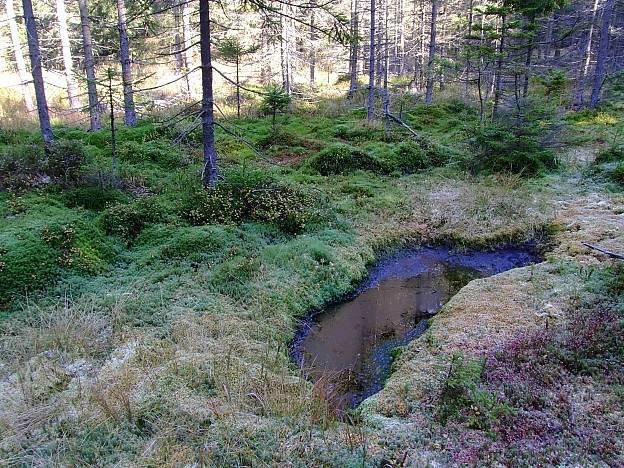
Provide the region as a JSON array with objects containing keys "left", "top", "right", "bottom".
[{"left": 292, "top": 246, "right": 540, "bottom": 409}]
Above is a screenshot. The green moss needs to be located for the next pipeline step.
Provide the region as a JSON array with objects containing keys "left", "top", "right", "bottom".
[
  {"left": 304, "top": 143, "right": 389, "bottom": 175},
  {"left": 99, "top": 197, "right": 171, "bottom": 242},
  {"left": 61, "top": 186, "right": 130, "bottom": 211},
  {"left": 0, "top": 195, "right": 118, "bottom": 306},
  {"left": 0, "top": 233, "right": 58, "bottom": 307}
]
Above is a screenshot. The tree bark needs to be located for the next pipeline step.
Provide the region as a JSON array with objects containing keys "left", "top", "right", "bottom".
[
  {"left": 522, "top": 15, "right": 536, "bottom": 99},
  {"left": 280, "top": 5, "right": 292, "bottom": 95},
  {"left": 492, "top": 14, "right": 506, "bottom": 117},
  {"left": 589, "top": 0, "right": 614, "bottom": 108},
  {"left": 419, "top": 0, "right": 426, "bottom": 85},
  {"left": 116, "top": 0, "right": 137, "bottom": 126},
  {"left": 367, "top": 0, "right": 376, "bottom": 121},
  {"left": 382, "top": 0, "right": 390, "bottom": 121},
  {"left": 199, "top": 0, "right": 218, "bottom": 187},
  {"left": 260, "top": 25, "right": 271, "bottom": 85},
  {"left": 174, "top": 2, "right": 184, "bottom": 71},
  {"left": 6, "top": 0, "right": 34, "bottom": 112},
  {"left": 236, "top": 57, "right": 240, "bottom": 118},
  {"left": 573, "top": 0, "right": 600, "bottom": 109},
  {"left": 375, "top": 0, "right": 383, "bottom": 87},
  {"left": 348, "top": 0, "right": 359, "bottom": 97},
  {"left": 182, "top": 0, "right": 193, "bottom": 96},
  {"left": 397, "top": 0, "right": 405, "bottom": 74},
  {"left": 55, "top": 0, "right": 80, "bottom": 109},
  {"left": 78, "top": 0, "right": 101, "bottom": 131},
  {"left": 309, "top": 4, "right": 316, "bottom": 86},
  {"left": 424, "top": 0, "right": 438, "bottom": 104},
  {"left": 464, "top": 0, "right": 474, "bottom": 97},
  {"left": 22, "top": 0, "right": 53, "bottom": 146}
]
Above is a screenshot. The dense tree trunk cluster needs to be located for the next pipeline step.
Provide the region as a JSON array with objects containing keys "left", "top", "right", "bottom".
[{"left": 2, "top": 0, "right": 623, "bottom": 183}]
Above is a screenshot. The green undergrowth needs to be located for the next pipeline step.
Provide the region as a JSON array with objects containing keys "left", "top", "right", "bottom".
[
  {"left": 0, "top": 192, "right": 121, "bottom": 309},
  {"left": 0, "top": 97, "right": 562, "bottom": 310},
  {"left": 0, "top": 96, "right": 612, "bottom": 465},
  {"left": 592, "top": 145, "right": 624, "bottom": 188}
]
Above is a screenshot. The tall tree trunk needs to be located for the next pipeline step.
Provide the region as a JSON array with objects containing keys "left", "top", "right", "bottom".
[
  {"left": 199, "top": 0, "right": 217, "bottom": 187},
  {"left": 367, "top": 0, "right": 376, "bottom": 121},
  {"left": 382, "top": 0, "right": 390, "bottom": 121},
  {"left": 6, "top": 0, "right": 34, "bottom": 112},
  {"left": 116, "top": 0, "right": 137, "bottom": 126},
  {"left": 78, "top": 0, "right": 101, "bottom": 131},
  {"left": 260, "top": 25, "right": 271, "bottom": 84},
  {"left": 309, "top": 6, "right": 316, "bottom": 86},
  {"left": 22, "top": 0, "right": 53, "bottom": 146},
  {"left": 522, "top": 15, "right": 536, "bottom": 99},
  {"left": 280, "top": 9, "right": 291, "bottom": 94},
  {"left": 573, "top": 0, "right": 600, "bottom": 109},
  {"left": 348, "top": 0, "right": 359, "bottom": 97},
  {"left": 375, "top": 0, "right": 383, "bottom": 87},
  {"left": 396, "top": 0, "right": 405, "bottom": 74},
  {"left": 174, "top": 2, "right": 191, "bottom": 96},
  {"left": 464, "top": 0, "right": 474, "bottom": 97},
  {"left": 544, "top": 16, "right": 554, "bottom": 59},
  {"left": 56, "top": 0, "right": 80, "bottom": 109},
  {"left": 174, "top": 3, "right": 184, "bottom": 71},
  {"left": 419, "top": 0, "right": 426, "bottom": 85},
  {"left": 236, "top": 57, "right": 240, "bottom": 118},
  {"left": 492, "top": 14, "right": 507, "bottom": 117},
  {"left": 424, "top": 0, "right": 438, "bottom": 104},
  {"left": 182, "top": 0, "right": 193, "bottom": 96},
  {"left": 589, "top": 0, "right": 615, "bottom": 108}
]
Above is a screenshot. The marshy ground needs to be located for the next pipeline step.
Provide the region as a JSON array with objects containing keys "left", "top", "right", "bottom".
[{"left": 1, "top": 92, "right": 623, "bottom": 466}]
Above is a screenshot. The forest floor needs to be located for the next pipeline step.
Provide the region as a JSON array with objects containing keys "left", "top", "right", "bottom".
[{"left": 0, "top": 94, "right": 623, "bottom": 466}]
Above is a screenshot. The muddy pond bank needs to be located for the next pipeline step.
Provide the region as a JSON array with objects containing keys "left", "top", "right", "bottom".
[{"left": 291, "top": 245, "right": 541, "bottom": 409}]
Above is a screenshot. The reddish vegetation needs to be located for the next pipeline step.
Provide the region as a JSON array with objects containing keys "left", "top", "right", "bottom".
[{"left": 443, "top": 279, "right": 623, "bottom": 465}]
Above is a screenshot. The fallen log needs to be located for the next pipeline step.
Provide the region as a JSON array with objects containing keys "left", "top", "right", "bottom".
[{"left": 581, "top": 242, "right": 624, "bottom": 260}]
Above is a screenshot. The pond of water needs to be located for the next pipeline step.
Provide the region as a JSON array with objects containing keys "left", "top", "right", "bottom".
[{"left": 292, "top": 246, "right": 539, "bottom": 409}]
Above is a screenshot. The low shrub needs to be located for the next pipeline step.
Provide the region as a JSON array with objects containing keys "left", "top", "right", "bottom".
[
  {"left": 181, "top": 168, "right": 312, "bottom": 234},
  {"left": 439, "top": 353, "right": 515, "bottom": 432},
  {"left": 333, "top": 123, "right": 383, "bottom": 141},
  {"left": 156, "top": 226, "right": 232, "bottom": 262},
  {"left": 255, "top": 128, "right": 310, "bottom": 149},
  {"left": 0, "top": 140, "right": 87, "bottom": 190},
  {"left": 467, "top": 123, "right": 558, "bottom": 176},
  {"left": 62, "top": 186, "right": 130, "bottom": 211},
  {"left": 0, "top": 128, "right": 32, "bottom": 145},
  {"left": 116, "top": 121, "right": 170, "bottom": 143},
  {"left": 46, "top": 139, "right": 87, "bottom": 182},
  {"left": 99, "top": 198, "right": 169, "bottom": 241},
  {"left": 595, "top": 145, "right": 624, "bottom": 164},
  {"left": 609, "top": 163, "right": 624, "bottom": 185},
  {"left": 41, "top": 221, "right": 117, "bottom": 273},
  {"left": 391, "top": 141, "right": 430, "bottom": 173},
  {"left": 305, "top": 143, "right": 388, "bottom": 175},
  {"left": 117, "top": 140, "right": 183, "bottom": 168},
  {"left": 0, "top": 144, "right": 45, "bottom": 190}
]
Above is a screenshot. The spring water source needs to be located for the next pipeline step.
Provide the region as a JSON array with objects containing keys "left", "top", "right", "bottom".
[{"left": 292, "top": 246, "right": 539, "bottom": 409}]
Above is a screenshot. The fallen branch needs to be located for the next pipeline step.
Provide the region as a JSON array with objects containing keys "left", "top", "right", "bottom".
[
  {"left": 385, "top": 112, "right": 425, "bottom": 143},
  {"left": 581, "top": 242, "right": 624, "bottom": 260}
]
